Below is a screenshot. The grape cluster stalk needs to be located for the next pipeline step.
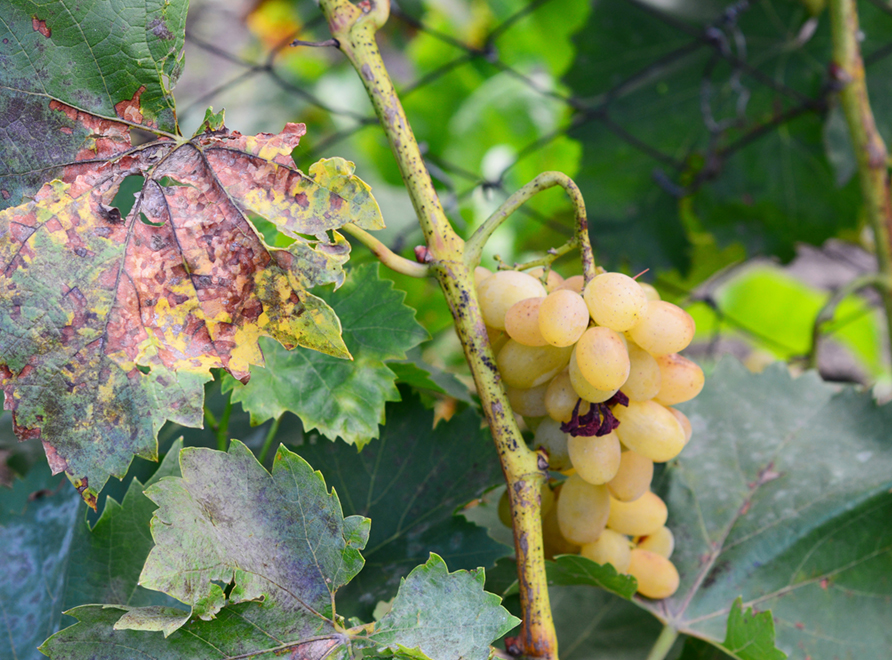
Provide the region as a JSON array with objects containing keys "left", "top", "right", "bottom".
[{"left": 480, "top": 266, "right": 704, "bottom": 599}]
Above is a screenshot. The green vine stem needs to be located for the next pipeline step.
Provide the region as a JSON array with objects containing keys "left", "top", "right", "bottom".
[
  {"left": 318, "top": 1, "right": 557, "bottom": 657},
  {"left": 807, "top": 273, "right": 888, "bottom": 369},
  {"left": 829, "top": 0, "right": 892, "bottom": 371},
  {"left": 645, "top": 625, "right": 679, "bottom": 660},
  {"left": 341, "top": 223, "right": 431, "bottom": 277},
  {"left": 466, "top": 171, "right": 597, "bottom": 284},
  {"left": 511, "top": 240, "right": 578, "bottom": 274}
]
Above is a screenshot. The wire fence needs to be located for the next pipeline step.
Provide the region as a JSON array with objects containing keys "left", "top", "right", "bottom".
[{"left": 177, "top": 0, "right": 892, "bottom": 382}]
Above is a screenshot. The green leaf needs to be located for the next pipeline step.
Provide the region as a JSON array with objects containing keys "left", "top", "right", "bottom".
[
  {"left": 546, "top": 555, "right": 637, "bottom": 600},
  {"left": 0, "top": 0, "right": 186, "bottom": 208},
  {"left": 293, "top": 397, "right": 510, "bottom": 620},
  {"left": 639, "top": 360, "right": 892, "bottom": 659},
  {"left": 228, "top": 263, "right": 430, "bottom": 446},
  {"left": 679, "top": 599, "right": 787, "bottom": 660},
  {"left": 357, "top": 554, "right": 519, "bottom": 660},
  {"left": 390, "top": 347, "right": 474, "bottom": 403}
]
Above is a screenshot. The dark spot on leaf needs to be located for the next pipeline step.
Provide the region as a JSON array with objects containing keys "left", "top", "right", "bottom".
[
  {"left": 98, "top": 204, "right": 123, "bottom": 224},
  {"left": 702, "top": 560, "right": 730, "bottom": 588},
  {"left": 150, "top": 235, "right": 167, "bottom": 251},
  {"left": 1, "top": 190, "right": 9, "bottom": 200},
  {"left": 148, "top": 18, "right": 173, "bottom": 40},
  {"left": 32, "top": 16, "right": 51, "bottom": 38}
]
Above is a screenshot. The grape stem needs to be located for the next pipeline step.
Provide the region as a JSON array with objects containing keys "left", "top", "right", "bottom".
[
  {"left": 340, "top": 223, "right": 430, "bottom": 278},
  {"left": 318, "top": 1, "right": 558, "bottom": 657},
  {"left": 507, "top": 239, "right": 578, "bottom": 275},
  {"left": 829, "top": 0, "right": 892, "bottom": 373},
  {"left": 645, "top": 625, "right": 679, "bottom": 660},
  {"left": 465, "top": 171, "right": 597, "bottom": 284},
  {"left": 807, "top": 272, "right": 888, "bottom": 370}
]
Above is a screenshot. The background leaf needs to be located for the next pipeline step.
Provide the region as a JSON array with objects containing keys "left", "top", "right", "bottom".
[{"left": 228, "top": 263, "right": 430, "bottom": 446}]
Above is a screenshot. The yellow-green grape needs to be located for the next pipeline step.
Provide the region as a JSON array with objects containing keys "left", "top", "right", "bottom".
[
  {"left": 627, "top": 300, "right": 696, "bottom": 356},
  {"left": 541, "top": 482, "right": 556, "bottom": 516},
  {"left": 653, "top": 353, "right": 705, "bottom": 405},
  {"left": 505, "top": 298, "right": 547, "bottom": 346},
  {"left": 486, "top": 326, "right": 510, "bottom": 355},
  {"left": 555, "top": 274, "right": 584, "bottom": 294},
  {"left": 569, "top": 348, "right": 619, "bottom": 403},
  {"left": 474, "top": 266, "right": 493, "bottom": 289},
  {"left": 497, "top": 340, "right": 573, "bottom": 389},
  {"left": 534, "top": 417, "right": 571, "bottom": 470},
  {"left": 638, "top": 281, "right": 661, "bottom": 301},
  {"left": 628, "top": 549, "right": 679, "bottom": 599},
  {"left": 545, "top": 372, "right": 589, "bottom": 422},
  {"left": 477, "top": 270, "right": 547, "bottom": 330},
  {"left": 583, "top": 272, "right": 649, "bottom": 332},
  {"left": 557, "top": 474, "right": 611, "bottom": 545},
  {"left": 528, "top": 266, "right": 565, "bottom": 291},
  {"left": 607, "top": 450, "right": 654, "bottom": 502},
  {"left": 568, "top": 431, "right": 622, "bottom": 485},
  {"left": 667, "top": 406, "right": 692, "bottom": 443},
  {"left": 538, "top": 289, "right": 590, "bottom": 347},
  {"left": 506, "top": 383, "right": 549, "bottom": 418},
  {"left": 580, "top": 528, "right": 632, "bottom": 573},
  {"left": 613, "top": 400, "right": 686, "bottom": 462},
  {"left": 575, "top": 327, "right": 631, "bottom": 391},
  {"left": 606, "top": 491, "right": 667, "bottom": 536},
  {"left": 497, "top": 483, "right": 555, "bottom": 528},
  {"left": 543, "top": 497, "right": 581, "bottom": 559},
  {"left": 624, "top": 342, "right": 662, "bottom": 402},
  {"left": 637, "top": 526, "right": 674, "bottom": 559},
  {"left": 498, "top": 489, "right": 512, "bottom": 527}
]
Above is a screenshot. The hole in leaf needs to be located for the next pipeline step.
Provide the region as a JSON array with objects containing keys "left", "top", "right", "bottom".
[
  {"left": 156, "top": 176, "right": 192, "bottom": 188},
  {"left": 110, "top": 175, "right": 145, "bottom": 219},
  {"left": 136, "top": 365, "right": 151, "bottom": 374},
  {"left": 247, "top": 212, "right": 296, "bottom": 248},
  {"left": 129, "top": 127, "right": 157, "bottom": 146},
  {"left": 139, "top": 212, "right": 164, "bottom": 227}
]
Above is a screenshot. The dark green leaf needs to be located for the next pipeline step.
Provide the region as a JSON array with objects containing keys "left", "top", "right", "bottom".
[
  {"left": 678, "top": 598, "right": 787, "bottom": 660},
  {"left": 294, "top": 397, "right": 510, "bottom": 620},
  {"left": 546, "top": 555, "right": 637, "bottom": 600},
  {"left": 390, "top": 347, "right": 474, "bottom": 403},
  {"left": 228, "top": 263, "right": 430, "bottom": 446}
]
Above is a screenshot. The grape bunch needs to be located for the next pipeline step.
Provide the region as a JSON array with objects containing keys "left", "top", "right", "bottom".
[{"left": 481, "top": 266, "right": 703, "bottom": 600}]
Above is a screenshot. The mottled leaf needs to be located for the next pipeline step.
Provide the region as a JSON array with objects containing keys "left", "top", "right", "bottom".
[
  {"left": 294, "top": 397, "right": 509, "bottom": 620},
  {"left": 638, "top": 360, "right": 892, "bottom": 659},
  {"left": 228, "top": 263, "right": 429, "bottom": 446},
  {"left": 0, "top": 0, "right": 186, "bottom": 208},
  {"left": 0, "top": 114, "right": 384, "bottom": 505},
  {"left": 356, "top": 554, "right": 519, "bottom": 660}
]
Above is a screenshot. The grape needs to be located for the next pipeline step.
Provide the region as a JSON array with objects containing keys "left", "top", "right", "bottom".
[
  {"left": 506, "top": 383, "right": 549, "bottom": 417},
  {"left": 653, "top": 353, "right": 705, "bottom": 405},
  {"left": 498, "top": 489, "right": 512, "bottom": 528},
  {"left": 613, "top": 400, "right": 686, "bottom": 462},
  {"left": 606, "top": 491, "right": 667, "bottom": 536},
  {"left": 628, "top": 549, "right": 679, "bottom": 599},
  {"left": 606, "top": 450, "right": 654, "bottom": 502},
  {"left": 527, "top": 266, "right": 564, "bottom": 291},
  {"left": 580, "top": 528, "right": 631, "bottom": 573},
  {"left": 534, "top": 417, "right": 571, "bottom": 470},
  {"left": 627, "top": 300, "right": 695, "bottom": 356},
  {"left": 543, "top": 496, "right": 581, "bottom": 559},
  {"left": 538, "top": 289, "right": 590, "bottom": 347},
  {"left": 623, "top": 342, "right": 661, "bottom": 402},
  {"left": 486, "top": 325, "right": 509, "bottom": 355},
  {"left": 567, "top": 431, "right": 621, "bottom": 485},
  {"left": 505, "top": 298, "right": 547, "bottom": 346},
  {"left": 545, "top": 372, "right": 588, "bottom": 422},
  {"left": 568, "top": 348, "right": 619, "bottom": 403},
  {"left": 574, "top": 327, "right": 631, "bottom": 391},
  {"left": 497, "top": 340, "right": 573, "bottom": 389},
  {"left": 556, "top": 474, "right": 611, "bottom": 545},
  {"left": 637, "top": 526, "right": 674, "bottom": 559},
  {"left": 477, "top": 270, "right": 547, "bottom": 329},
  {"left": 667, "top": 406, "right": 692, "bottom": 442},
  {"left": 638, "top": 281, "right": 661, "bottom": 301},
  {"left": 555, "top": 274, "right": 584, "bottom": 293},
  {"left": 474, "top": 266, "right": 493, "bottom": 288},
  {"left": 583, "top": 272, "right": 648, "bottom": 332}
]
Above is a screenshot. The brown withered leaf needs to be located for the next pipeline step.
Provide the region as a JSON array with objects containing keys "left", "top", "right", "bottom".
[{"left": 0, "top": 107, "right": 383, "bottom": 507}]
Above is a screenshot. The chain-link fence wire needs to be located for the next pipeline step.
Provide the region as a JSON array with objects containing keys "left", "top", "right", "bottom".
[{"left": 176, "top": 0, "right": 892, "bottom": 383}]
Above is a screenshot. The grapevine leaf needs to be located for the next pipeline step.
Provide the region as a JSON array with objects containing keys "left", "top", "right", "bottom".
[
  {"left": 355, "top": 554, "right": 520, "bottom": 660},
  {"left": 0, "top": 112, "right": 386, "bottom": 505},
  {"left": 0, "top": 0, "right": 186, "bottom": 209},
  {"left": 227, "top": 263, "right": 430, "bottom": 446},
  {"left": 546, "top": 555, "right": 637, "bottom": 599},
  {"left": 136, "top": 440, "right": 369, "bottom": 634},
  {"left": 0, "top": 464, "right": 80, "bottom": 660},
  {"left": 40, "top": 443, "right": 517, "bottom": 660},
  {"left": 390, "top": 347, "right": 475, "bottom": 403},
  {"left": 294, "top": 397, "right": 510, "bottom": 620},
  {"left": 678, "top": 599, "right": 787, "bottom": 660},
  {"left": 638, "top": 360, "right": 892, "bottom": 659}
]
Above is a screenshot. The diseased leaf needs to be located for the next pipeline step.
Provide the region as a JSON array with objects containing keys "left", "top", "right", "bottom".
[
  {"left": 356, "top": 554, "right": 520, "bottom": 660},
  {"left": 294, "top": 397, "right": 510, "bottom": 620},
  {"left": 228, "top": 263, "right": 430, "bottom": 446},
  {"left": 0, "top": 0, "right": 186, "bottom": 208},
  {"left": 41, "top": 443, "right": 517, "bottom": 660},
  {"left": 638, "top": 360, "right": 892, "bottom": 659},
  {"left": 0, "top": 113, "right": 384, "bottom": 506}
]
